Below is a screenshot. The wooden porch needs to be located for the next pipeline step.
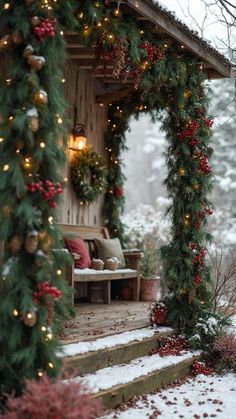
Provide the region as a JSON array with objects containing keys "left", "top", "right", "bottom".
[{"left": 59, "top": 301, "right": 150, "bottom": 344}]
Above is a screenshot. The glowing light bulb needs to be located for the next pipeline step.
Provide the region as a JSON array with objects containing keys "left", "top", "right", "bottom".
[
  {"left": 48, "top": 216, "right": 54, "bottom": 224},
  {"left": 48, "top": 362, "right": 54, "bottom": 368},
  {"left": 3, "top": 164, "right": 9, "bottom": 172},
  {"left": 0, "top": 137, "right": 4, "bottom": 143},
  {"left": 13, "top": 309, "right": 19, "bottom": 317},
  {"left": 40, "top": 142, "right": 46, "bottom": 148},
  {"left": 41, "top": 326, "right": 47, "bottom": 332},
  {"left": 57, "top": 269, "right": 62, "bottom": 276},
  {"left": 4, "top": 3, "right": 10, "bottom": 10}
]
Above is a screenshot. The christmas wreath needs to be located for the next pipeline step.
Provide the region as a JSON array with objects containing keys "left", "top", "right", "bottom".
[{"left": 70, "top": 146, "right": 107, "bottom": 204}]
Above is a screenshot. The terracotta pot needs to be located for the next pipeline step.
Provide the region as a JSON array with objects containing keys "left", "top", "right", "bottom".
[{"left": 140, "top": 278, "right": 158, "bottom": 301}]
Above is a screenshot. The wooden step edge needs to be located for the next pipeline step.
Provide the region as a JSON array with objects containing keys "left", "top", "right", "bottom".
[
  {"left": 63, "top": 329, "right": 174, "bottom": 375},
  {"left": 93, "top": 354, "right": 201, "bottom": 410},
  {"left": 60, "top": 321, "right": 150, "bottom": 344}
]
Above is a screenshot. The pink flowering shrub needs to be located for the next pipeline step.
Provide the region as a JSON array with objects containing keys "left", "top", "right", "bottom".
[
  {"left": 0, "top": 375, "right": 102, "bottom": 419},
  {"left": 213, "top": 333, "right": 236, "bottom": 371}
]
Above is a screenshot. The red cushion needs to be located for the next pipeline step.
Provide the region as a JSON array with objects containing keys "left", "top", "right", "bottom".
[{"left": 64, "top": 237, "right": 91, "bottom": 269}]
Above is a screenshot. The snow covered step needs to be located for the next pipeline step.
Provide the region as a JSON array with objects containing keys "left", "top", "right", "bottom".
[
  {"left": 63, "top": 327, "right": 173, "bottom": 375},
  {"left": 73, "top": 350, "right": 201, "bottom": 410}
]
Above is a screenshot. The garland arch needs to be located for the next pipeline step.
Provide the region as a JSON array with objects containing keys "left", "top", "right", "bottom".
[{"left": 0, "top": 0, "right": 215, "bottom": 394}]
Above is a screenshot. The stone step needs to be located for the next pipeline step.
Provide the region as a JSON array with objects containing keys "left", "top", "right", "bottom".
[
  {"left": 75, "top": 351, "right": 201, "bottom": 410},
  {"left": 63, "top": 327, "right": 173, "bottom": 375}
]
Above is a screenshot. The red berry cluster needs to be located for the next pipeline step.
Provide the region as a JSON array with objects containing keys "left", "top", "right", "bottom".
[
  {"left": 192, "top": 248, "right": 206, "bottom": 266},
  {"left": 188, "top": 242, "right": 198, "bottom": 250},
  {"left": 114, "top": 185, "right": 124, "bottom": 198},
  {"left": 192, "top": 360, "right": 214, "bottom": 376},
  {"left": 199, "top": 156, "right": 212, "bottom": 174},
  {"left": 33, "top": 281, "right": 62, "bottom": 304},
  {"left": 140, "top": 42, "right": 164, "bottom": 63},
  {"left": 193, "top": 273, "right": 203, "bottom": 285},
  {"left": 149, "top": 301, "right": 167, "bottom": 326},
  {"left": 177, "top": 120, "right": 199, "bottom": 140},
  {"left": 195, "top": 207, "right": 213, "bottom": 229},
  {"left": 203, "top": 118, "right": 214, "bottom": 128},
  {"left": 151, "top": 335, "right": 189, "bottom": 357},
  {"left": 28, "top": 180, "right": 63, "bottom": 209},
  {"left": 188, "top": 138, "right": 200, "bottom": 147},
  {"left": 33, "top": 18, "right": 57, "bottom": 42}
]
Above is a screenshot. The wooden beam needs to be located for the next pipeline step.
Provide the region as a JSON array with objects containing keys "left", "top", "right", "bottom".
[
  {"left": 96, "top": 88, "right": 134, "bottom": 104},
  {"left": 125, "top": 0, "right": 231, "bottom": 78}
]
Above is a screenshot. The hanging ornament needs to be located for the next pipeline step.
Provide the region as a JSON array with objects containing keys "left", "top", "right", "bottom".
[
  {"left": 184, "top": 90, "right": 192, "bottom": 98},
  {"left": 24, "top": 231, "right": 39, "bottom": 254},
  {"left": 33, "top": 90, "right": 48, "bottom": 105},
  {"left": 183, "top": 213, "right": 191, "bottom": 226},
  {"left": 11, "top": 31, "right": 23, "bottom": 46},
  {"left": 27, "top": 55, "right": 45, "bottom": 71},
  {"left": 178, "top": 167, "right": 186, "bottom": 176},
  {"left": 40, "top": 235, "right": 52, "bottom": 254},
  {"left": 192, "top": 182, "right": 200, "bottom": 191},
  {"left": 30, "top": 16, "right": 41, "bottom": 27},
  {"left": 22, "top": 310, "right": 37, "bottom": 327},
  {"left": 8, "top": 235, "right": 22, "bottom": 255},
  {"left": 27, "top": 107, "right": 39, "bottom": 132},
  {"left": 207, "top": 146, "right": 214, "bottom": 157},
  {"left": 192, "top": 147, "right": 202, "bottom": 159},
  {"left": 23, "top": 44, "right": 34, "bottom": 58}
]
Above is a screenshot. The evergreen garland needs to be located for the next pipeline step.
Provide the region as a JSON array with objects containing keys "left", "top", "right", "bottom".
[
  {"left": 0, "top": 0, "right": 77, "bottom": 397},
  {"left": 0, "top": 0, "right": 216, "bottom": 397}
]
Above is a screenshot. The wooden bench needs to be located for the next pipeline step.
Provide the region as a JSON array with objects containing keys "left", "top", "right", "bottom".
[{"left": 59, "top": 224, "right": 142, "bottom": 304}]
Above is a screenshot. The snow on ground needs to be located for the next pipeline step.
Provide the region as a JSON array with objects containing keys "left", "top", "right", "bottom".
[
  {"left": 102, "top": 373, "right": 236, "bottom": 419},
  {"left": 62, "top": 327, "right": 172, "bottom": 357},
  {"left": 72, "top": 351, "right": 200, "bottom": 394}
]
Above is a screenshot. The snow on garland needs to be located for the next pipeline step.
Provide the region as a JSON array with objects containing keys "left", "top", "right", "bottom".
[{"left": 70, "top": 146, "right": 107, "bottom": 205}]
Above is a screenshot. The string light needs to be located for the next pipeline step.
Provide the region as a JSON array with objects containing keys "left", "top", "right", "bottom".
[
  {"left": 3, "top": 3, "right": 10, "bottom": 10},
  {"left": 41, "top": 326, "right": 47, "bottom": 332},
  {"left": 3, "top": 164, "right": 9, "bottom": 172},
  {"left": 46, "top": 331, "right": 53, "bottom": 340},
  {"left": 48, "top": 362, "right": 54, "bottom": 368},
  {"left": 48, "top": 216, "right": 54, "bottom": 224},
  {"left": 13, "top": 309, "right": 19, "bottom": 317},
  {"left": 6, "top": 78, "right": 12, "bottom": 85},
  {"left": 38, "top": 371, "right": 44, "bottom": 377},
  {"left": 57, "top": 115, "right": 63, "bottom": 124},
  {"left": 60, "top": 30, "right": 64, "bottom": 36},
  {"left": 63, "top": 177, "right": 68, "bottom": 182},
  {"left": 61, "top": 78, "right": 66, "bottom": 83},
  {"left": 56, "top": 269, "right": 62, "bottom": 276},
  {"left": 40, "top": 142, "right": 46, "bottom": 148},
  {"left": 0, "top": 137, "right": 4, "bottom": 143}
]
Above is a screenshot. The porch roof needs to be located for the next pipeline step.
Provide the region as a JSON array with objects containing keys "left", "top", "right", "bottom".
[{"left": 65, "top": 0, "right": 233, "bottom": 88}]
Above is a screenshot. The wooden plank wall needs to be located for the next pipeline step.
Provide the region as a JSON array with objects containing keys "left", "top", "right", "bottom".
[{"left": 59, "top": 63, "right": 108, "bottom": 227}]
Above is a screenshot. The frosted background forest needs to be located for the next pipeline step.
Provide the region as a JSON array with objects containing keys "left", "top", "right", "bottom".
[{"left": 122, "top": 0, "right": 236, "bottom": 249}]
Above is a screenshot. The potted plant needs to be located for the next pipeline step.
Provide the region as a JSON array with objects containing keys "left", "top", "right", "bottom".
[{"left": 140, "top": 243, "right": 160, "bottom": 301}]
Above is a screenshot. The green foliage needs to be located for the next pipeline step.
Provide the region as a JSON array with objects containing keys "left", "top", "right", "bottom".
[
  {"left": 188, "top": 310, "right": 229, "bottom": 349},
  {"left": 140, "top": 245, "right": 159, "bottom": 280}
]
